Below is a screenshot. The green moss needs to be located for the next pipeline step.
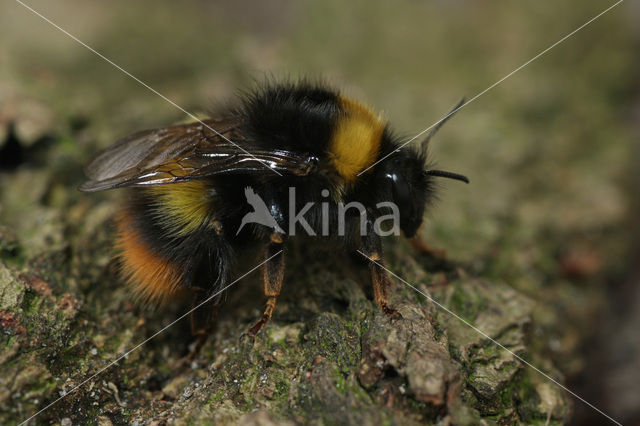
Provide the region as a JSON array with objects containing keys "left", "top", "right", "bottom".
[
  {"left": 208, "top": 389, "right": 227, "bottom": 404},
  {"left": 303, "top": 312, "right": 360, "bottom": 372},
  {"left": 20, "top": 290, "right": 42, "bottom": 316},
  {"left": 406, "top": 395, "right": 430, "bottom": 413},
  {"left": 274, "top": 380, "right": 289, "bottom": 398},
  {"left": 449, "top": 285, "right": 487, "bottom": 322}
]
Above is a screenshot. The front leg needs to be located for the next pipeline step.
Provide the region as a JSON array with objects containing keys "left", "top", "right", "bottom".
[
  {"left": 244, "top": 233, "right": 285, "bottom": 339},
  {"left": 409, "top": 234, "right": 447, "bottom": 259},
  {"left": 361, "top": 220, "right": 401, "bottom": 319}
]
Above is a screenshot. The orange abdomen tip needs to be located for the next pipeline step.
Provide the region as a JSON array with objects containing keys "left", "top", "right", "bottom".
[{"left": 115, "top": 210, "right": 184, "bottom": 306}]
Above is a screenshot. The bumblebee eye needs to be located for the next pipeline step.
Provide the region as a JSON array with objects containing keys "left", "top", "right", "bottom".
[
  {"left": 386, "top": 172, "right": 412, "bottom": 214},
  {"left": 385, "top": 170, "right": 423, "bottom": 237}
]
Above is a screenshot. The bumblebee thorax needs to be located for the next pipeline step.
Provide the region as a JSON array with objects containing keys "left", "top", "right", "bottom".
[{"left": 328, "top": 96, "right": 386, "bottom": 184}]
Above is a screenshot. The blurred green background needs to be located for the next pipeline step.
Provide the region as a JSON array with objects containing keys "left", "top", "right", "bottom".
[{"left": 1, "top": 0, "right": 638, "bottom": 424}]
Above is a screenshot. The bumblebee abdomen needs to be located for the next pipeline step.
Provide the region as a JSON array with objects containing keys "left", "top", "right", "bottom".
[
  {"left": 115, "top": 210, "right": 185, "bottom": 305},
  {"left": 146, "top": 180, "right": 214, "bottom": 236},
  {"left": 114, "top": 180, "right": 222, "bottom": 305}
]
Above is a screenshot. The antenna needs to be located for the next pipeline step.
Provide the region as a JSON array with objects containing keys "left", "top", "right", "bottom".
[
  {"left": 423, "top": 169, "right": 469, "bottom": 183},
  {"left": 421, "top": 98, "right": 466, "bottom": 156}
]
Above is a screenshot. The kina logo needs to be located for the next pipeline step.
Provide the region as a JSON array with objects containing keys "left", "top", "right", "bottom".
[{"left": 236, "top": 187, "right": 285, "bottom": 235}]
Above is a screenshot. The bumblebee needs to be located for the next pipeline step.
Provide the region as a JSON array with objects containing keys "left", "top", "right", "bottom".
[{"left": 80, "top": 81, "right": 468, "bottom": 345}]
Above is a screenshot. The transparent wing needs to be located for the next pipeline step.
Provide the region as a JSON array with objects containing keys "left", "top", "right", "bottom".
[{"left": 79, "top": 118, "right": 318, "bottom": 192}]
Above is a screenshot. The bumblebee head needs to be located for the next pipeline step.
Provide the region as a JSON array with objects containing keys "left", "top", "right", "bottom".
[
  {"left": 379, "top": 147, "right": 468, "bottom": 238},
  {"left": 378, "top": 148, "right": 426, "bottom": 237},
  {"left": 378, "top": 98, "right": 468, "bottom": 237},
  {"left": 387, "top": 99, "right": 469, "bottom": 237}
]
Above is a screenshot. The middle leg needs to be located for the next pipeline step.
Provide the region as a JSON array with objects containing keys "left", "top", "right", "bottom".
[
  {"left": 361, "top": 219, "right": 401, "bottom": 319},
  {"left": 244, "top": 233, "right": 285, "bottom": 339}
]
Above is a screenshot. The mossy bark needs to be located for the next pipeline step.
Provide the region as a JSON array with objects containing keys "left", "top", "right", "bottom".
[
  {"left": 0, "top": 197, "right": 572, "bottom": 424},
  {"left": 1, "top": 1, "right": 637, "bottom": 422}
]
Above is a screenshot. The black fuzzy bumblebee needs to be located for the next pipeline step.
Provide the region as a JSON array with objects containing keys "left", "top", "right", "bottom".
[{"left": 80, "top": 81, "right": 468, "bottom": 344}]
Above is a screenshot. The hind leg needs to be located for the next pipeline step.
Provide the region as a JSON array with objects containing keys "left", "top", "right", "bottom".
[
  {"left": 188, "top": 290, "right": 224, "bottom": 354},
  {"left": 186, "top": 219, "right": 232, "bottom": 354},
  {"left": 172, "top": 291, "right": 224, "bottom": 368}
]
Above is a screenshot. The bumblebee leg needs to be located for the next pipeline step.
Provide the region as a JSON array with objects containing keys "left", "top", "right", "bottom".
[
  {"left": 367, "top": 253, "right": 402, "bottom": 319},
  {"left": 244, "top": 233, "right": 285, "bottom": 339},
  {"left": 409, "top": 233, "right": 447, "bottom": 259},
  {"left": 189, "top": 290, "right": 224, "bottom": 354},
  {"left": 173, "top": 291, "right": 224, "bottom": 368},
  {"left": 362, "top": 221, "right": 401, "bottom": 319}
]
